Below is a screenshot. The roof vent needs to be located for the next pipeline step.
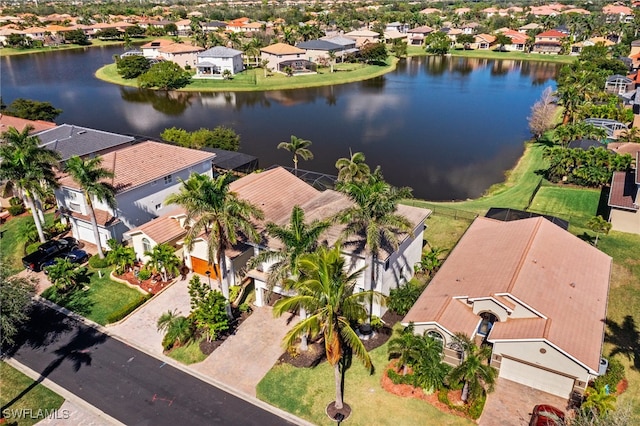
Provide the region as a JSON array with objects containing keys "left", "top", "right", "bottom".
[
  {"left": 77, "top": 130, "right": 86, "bottom": 135},
  {"left": 570, "top": 282, "right": 576, "bottom": 288}
]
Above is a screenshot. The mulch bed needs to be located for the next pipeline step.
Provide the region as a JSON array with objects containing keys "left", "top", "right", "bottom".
[
  {"left": 616, "top": 378, "right": 628, "bottom": 395},
  {"left": 381, "top": 360, "right": 470, "bottom": 420},
  {"left": 198, "top": 309, "right": 253, "bottom": 356},
  {"left": 114, "top": 271, "right": 171, "bottom": 295}
]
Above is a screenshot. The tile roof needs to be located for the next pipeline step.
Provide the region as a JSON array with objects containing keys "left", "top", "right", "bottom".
[
  {"left": 36, "top": 124, "right": 134, "bottom": 161},
  {"left": 321, "top": 35, "right": 357, "bottom": 47},
  {"left": 125, "top": 207, "right": 187, "bottom": 244},
  {"left": 296, "top": 39, "right": 342, "bottom": 51},
  {"left": 0, "top": 114, "right": 56, "bottom": 134},
  {"left": 408, "top": 25, "right": 434, "bottom": 34},
  {"left": 159, "top": 44, "right": 204, "bottom": 54},
  {"left": 58, "top": 141, "right": 215, "bottom": 194},
  {"left": 536, "top": 30, "right": 568, "bottom": 38},
  {"left": 141, "top": 39, "right": 174, "bottom": 48},
  {"left": 71, "top": 208, "right": 120, "bottom": 227},
  {"left": 608, "top": 170, "right": 639, "bottom": 210},
  {"left": 198, "top": 46, "right": 242, "bottom": 58},
  {"left": 260, "top": 42, "right": 305, "bottom": 55},
  {"left": 403, "top": 216, "right": 611, "bottom": 372}
]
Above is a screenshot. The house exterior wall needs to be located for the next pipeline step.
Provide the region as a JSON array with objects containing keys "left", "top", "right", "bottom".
[
  {"left": 196, "top": 54, "right": 244, "bottom": 76},
  {"left": 260, "top": 51, "right": 303, "bottom": 73},
  {"left": 609, "top": 208, "right": 640, "bottom": 234},
  {"left": 470, "top": 299, "right": 510, "bottom": 322},
  {"left": 301, "top": 48, "right": 334, "bottom": 63},
  {"left": 160, "top": 51, "right": 199, "bottom": 68}
]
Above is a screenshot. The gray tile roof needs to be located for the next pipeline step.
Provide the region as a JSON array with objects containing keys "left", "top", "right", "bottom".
[
  {"left": 198, "top": 46, "right": 243, "bottom": 58},
  {"left": 321, "top": 35, "right": 357, "bottom": 47},
  {"left": 296, "top": 39, "right": 342, "bottom": 51},
  {"left": 36, "top": 124, "right": 134, "bottom": 161}
]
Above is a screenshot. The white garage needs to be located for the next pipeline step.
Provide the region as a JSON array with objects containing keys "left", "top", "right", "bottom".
[
  {"left": 73, "top": 220, "right": 110, "bottom": 248},
  {"left": 498, "top": 357, "right": 575, "bottom": 398}
]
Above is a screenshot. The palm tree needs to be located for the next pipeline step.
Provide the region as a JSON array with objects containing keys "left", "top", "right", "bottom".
[
  {"left": 277, "top": 135, "right": 313, "bottom": 174},
  {"left": 0, "top": 126, "right": 61, "bottom": 243},
  {"left": 335, "top": 150, "right": 370, "bottom": 184},
  {"left": 617, "top": 127, "right": 640, "bottom": 144},
  {"left": 145, "top": 243, "right": 181, "bottom": 282},
  {"left": 336, "top": 170, "right": 412, "bottom": 324},
  {"left": 412, "top": 334, "right": 450, "bottom": 393},
  {"left": 387, "top": 323, "right": 421, "bottom": 376},
  {"left": 64, "top": 156, "right": 116, "bottom": 259},
  {"left": 107, "top": 243, "right": 136, "bottom": 275},
  {"left": 447, "top": 334, "right": 496, "bottom": 404},
  {"left": 165, "top": 173, "right": 264, "bottom": 317},
  {"left": 582, "top": 385, "right": 617, "bottom": 417},
  {"left": 327, "top": 50, "right": 337, "bottom": 72},
  {"left": 46, "top": 258, "right": 85, "bottom": 292},
  {"left": 587, "top": 215, "right": 612, "bottom": 247},
  {"left": 273, "top": 245, "right": 383, "bottom": 411},
  {"left": 157, "top": 310, "right": 194, "bottom": 350},
  {"left": 417, "top": 246, "right": 448, "bottom": 277}
]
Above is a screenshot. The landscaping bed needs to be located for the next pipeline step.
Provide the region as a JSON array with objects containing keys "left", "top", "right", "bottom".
[{"left": 112, "top": 270, "right": 173, "bottom": 295}]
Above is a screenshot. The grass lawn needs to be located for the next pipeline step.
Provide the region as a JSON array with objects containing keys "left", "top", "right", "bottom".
[
  {"left": 257, "top": 342, "right": 473, "bottom": 426},
  {"left": 0, "top": 37, "right": 159, "bottom": 57},
  {"left": 95, "top": 58, "right": 398, "bottom": 92},
  {"left": 0, "top": 362, "right": 64, "bottom": 426},
  {"left": 166, "top": 339, "right": 207, "bottom": 365},
  {"left": 41, "top": 267, "right": 149, "bottom": 326},
  {"left": 0, "top": 213, "right": 55, "bottom": 273},
  {"left": 406, "top": 46, "right": 576, "bottom": 64}
]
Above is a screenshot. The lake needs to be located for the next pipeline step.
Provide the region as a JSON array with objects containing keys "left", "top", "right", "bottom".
[{"left": 1, "top": 46, "right": 559, "bottom": 200}]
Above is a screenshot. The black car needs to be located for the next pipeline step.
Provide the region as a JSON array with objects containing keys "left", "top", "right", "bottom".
[
  {"left": 22, "top": 237, "right": 79, "bottom": 272},
  {"left": 43, "top": 249, "right": 89, "bottom": 273}
]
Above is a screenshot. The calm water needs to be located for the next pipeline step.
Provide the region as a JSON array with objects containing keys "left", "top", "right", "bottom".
[{"left": 0, "top": 46, "right": 559, "bottom": 200}]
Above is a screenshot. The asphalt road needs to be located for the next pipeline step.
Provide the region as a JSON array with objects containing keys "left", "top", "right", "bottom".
[{"left": 4, "top": 304, "right": 295, "bottom": 426}]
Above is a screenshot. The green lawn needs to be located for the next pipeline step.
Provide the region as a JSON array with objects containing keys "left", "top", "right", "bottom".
[
  {"left": 0, "top": 37, "right": 159, "bottom": 57},
  {"left": 0, "top": 362, "right": 64, "bottom": 426},
  {"left": 41, "top": 267, "right": 149, "bottom": 325},
  {"left": 95, "top": 58, "right": 398, "bottom": 92},
  {"left": 257, "top": 342, "right": 473, "bottom": 426},
  {"left": 0, "top": 213, "right": 55, "bottom": 273},
  {"left": 167, "top": 339, "right": 207, "bottom": 365},
  {"left": 406, "top": 46, "right": 576, "bottom": 64}
]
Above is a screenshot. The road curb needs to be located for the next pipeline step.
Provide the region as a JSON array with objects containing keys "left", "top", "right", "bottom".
[
  {"left": 33, "top": 297, "right": 314, "bottom": 426},
  {"left": 4, "top": 358, "right": 125, "bottom": 426}
]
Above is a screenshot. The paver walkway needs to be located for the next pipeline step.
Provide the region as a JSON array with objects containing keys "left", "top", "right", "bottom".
[
  {"left": 479, "top": 378, "right": 570, "bottom": 426},
  {"left": 192, "top": 307, "right": 298, "bottom": 397}
]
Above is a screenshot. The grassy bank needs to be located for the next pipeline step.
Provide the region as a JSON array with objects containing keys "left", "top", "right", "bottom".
[
  {"left": 406, "top": 45, "right": 576, "bottom": 64},
  {"left": 95, "top": 58, "right": 398, "bottom": 92},
  {"left": 0, "top": 37, "right": 159, "bottom": 57},
  {"left": 0, "top": 362, "right": 64, "bottom": 426}
]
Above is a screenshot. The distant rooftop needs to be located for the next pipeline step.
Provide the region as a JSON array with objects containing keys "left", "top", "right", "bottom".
[{"left": 36, "top": 124, "right": 135, "bottom": 161}]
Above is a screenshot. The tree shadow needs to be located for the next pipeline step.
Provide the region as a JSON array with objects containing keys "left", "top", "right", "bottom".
[
  {"left": 1, "top": 304, "right": 107, "bottom": 413},
  {"left": 604, "top": 315, "right": 640, "bottom": 370},
  {"left": 576, "top": 232, "right": 595, "bottom": 245}
]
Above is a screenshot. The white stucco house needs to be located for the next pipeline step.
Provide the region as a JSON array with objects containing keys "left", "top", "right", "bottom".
[
  {"left": 55, "top": 141, "right": 215, "bottom": 248},
  {"left": 195, "top": 46, "right": 244, "bottom": 78},
  {"left": 125, "top": 167, "right": 431, "bottom": 315},
  {"left": 403, "top": 216, "right": 612, "bottom": 400}
]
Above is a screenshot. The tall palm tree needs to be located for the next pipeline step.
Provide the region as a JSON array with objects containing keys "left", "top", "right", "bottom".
[
  {"left": 335, "top": 150, "right": 370, "bottom": 184},
  {"left": 277, "top": 135, "right": 313, "bottom": 174},
  {"left": 145, "top": 243, "right": 181, "bottom": 282},
  {"left": 64, "top": 156, "right": 116, "bottom": 259},
  {"left": 0, "top": 126, "right": 61, "bottom": 243},
  {"left": 273, "top": 245, "right": 383, "bottom": 410},
  {"left": 336, "top": 170, "right": 412, "bottom": 323},
  {"left": 165, "top": 173, "right": 264, "bottom": 317},
  {"left": 387, "top": 323, "right": 421, "bottom": 376},
  {"left": 447, "top": 334, "right": 496, "bottom": 404}
]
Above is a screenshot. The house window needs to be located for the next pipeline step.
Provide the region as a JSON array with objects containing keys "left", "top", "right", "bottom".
[
  {"left": 426, "top": 331, "right": 444, "bottom": 348},
  {"left": 164, "top": 175, "right": 173, "bottom": 184},
  {"left": 142, "top": 237, "right": 151, "bottom": 253},
  {"left": 155, "top": 203, "right": 162, "bottom": 210}
]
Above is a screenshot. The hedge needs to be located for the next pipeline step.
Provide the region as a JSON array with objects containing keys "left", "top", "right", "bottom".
[{"left": 105, "top": 294, "right": 151, "bottom": 324}]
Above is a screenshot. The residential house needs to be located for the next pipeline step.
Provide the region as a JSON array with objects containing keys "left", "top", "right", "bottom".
[
  {"left": 296, "top": 39, "right": 342, "bottom": 63},
  {"left": 195, "top": 46, "right": 244, "bottom": 78},
  {"left": 55, "top": 141, "right": 215, "bottom": 247},
  {"left": 403, "top": 216, "right": 611, "bottom": 399},
  {"left": 260, "top": 43, "right": 314, "bottom": 75},
  {"left": 156, "top": 43, "right": 204, "bottom": 68},
  {"left": 126, "top": 167, "right": 430, "bottom": 316},
  {"left": 608, "top": 152, "right": 640, "bottom": 234},
  {"left": 532, "top": 30, "right": 567, "bottom": 54},
  {"left": 385, "top": 22, "right": 409, "bottom": 34},
  {"left": 200, "top": 20, "right": 227, "bottom": 33},
  {"left": 141, "top": 39, "right": 174, "bottom": 59},
  {"left": 344, "top": 29, "right": 380, "bottom": 47},
  {"left": 501, "top": 30, "right": 527, "bottom": 52},
  {"left": 630, "top": 40, "right": 640, "bottom": 70},
  {"left": 461, "top": 22, "right": 480, "bottom": 35},
  {"left": 518, "top": 23, "right": 542, "bottom": 33},
  {"left": 36, "top": 124, "right": 135, "bottom": 163},
  {"left": 472, "top": 34, "right": 496, "bottom": 50},
  {"left": 0, "top": 115, "right": 56, "bottom": 135},
  {"left": 570, "top": 37, "right": 615, "bottom": 55},
  {"left": 175, "top": 19, "right": 192, "bottom": 36},
  {"left": 604, "top": 74, "right": 634, "bottom": 95},
  {"left": 320, "top": 35, "right": 358, "bottom": 59},
  {"left": 407, "top": 25, "right": 434, "bottom": 46},
  {"left": 0, "top": 27, "right": 25, "bottom": 45},
  {"left": 602, "top": 4, "right": 635, "bottom": 23}
]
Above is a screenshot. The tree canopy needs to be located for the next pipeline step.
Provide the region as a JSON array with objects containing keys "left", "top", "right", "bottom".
[
  {"left": 161, "top": 126, "right": 241, "bottom": 151},
  {"left": 138, "top": 61, "right": 191, "bottom": 90},
  {"left": 117, "top": 55, "right": 150, "bottom": 79},
  {"left": 3, "top": 98, "right": 62, "bottom": 121}
]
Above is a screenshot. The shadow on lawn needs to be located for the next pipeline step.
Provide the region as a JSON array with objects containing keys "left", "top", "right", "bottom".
[
  {"left": 41, "top": 269, "right": 94, "bottom": 317},
  {"left": 605, "top": 315, "right": 640, "bottom": 370},
  {"left": 1, "top": 303, "right": 107, "bottom": 415}
]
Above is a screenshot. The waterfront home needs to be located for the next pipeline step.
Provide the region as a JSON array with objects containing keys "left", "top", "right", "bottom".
[
  {"left": 195, "top": 46, "right": 244, "bottom": 78},
  {"left": 501, "top": 30, "right": 527, "bottom": 51},
  {"left": 608, "top": 152, "right": 640, "bottom": 234},
  {"left": 55, "top": 141, "right": 215, "bottom": 248},
  {"left": 407, "top": 25, "right": 434, "bottom": 46},
  {"left": 344, "top": 28, "right": 380, "bottom": 47},
  {"left": 472, "top": 33, "right": 496, "bottom": 50},
  {"left": 570, "top": 37, "right": 615, "bottom": 55},
  {"left": 260, "top": 43, "right": 315, "bottom": 75},
  {"left": 140, "top": 39, "right": 203, "bottom": 68},
  {"left": 403, "top": 216, "right": 611, "bottom": 399},
  {"left": 532, "top": 30, "right": 567, "bottom": 54},
  {"left": 296, "top": 39, "right": 342, "bottom": 63}
]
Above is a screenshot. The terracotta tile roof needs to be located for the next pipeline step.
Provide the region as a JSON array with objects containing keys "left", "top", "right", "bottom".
[
  {"left": 159, "top": 43, "right": 204, "bottom": 54},
  {"left": 71, "top": 208, "right": 120, "bottom": 227},
  {"left": 490, "top": 317, "right": 549, "bottom": 340},
  {"left": 608, "top": 170, "right": 639, "bottom": 210},
  {"left": 607, "top": 142, "right": 640, "bottom": 156},
  {"left": 141, "top": 39, "right": 174, "bottom": 48},
  {"left": 260, "top": 42, "right": 305, "bottom": 55},
  {"left": 0, "top": 115, "right": 56, "bottom": 134},
  {"left": 58, "top": 141, "right": 215, "bottom": 194},
  {"left": 125, "top": 207, "right": 187, "bottom": 244},
  {"left": 536, "top": 30, "right": 568, "bottom": 38},
  {"left": 403, "top": 216, "right": 611, "bottom": 372}
]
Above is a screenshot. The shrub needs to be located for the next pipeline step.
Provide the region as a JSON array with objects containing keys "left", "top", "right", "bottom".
[
  {"left": 437, "top": 388, "right": 450, "bottom": 405},
  {"left": 468, "top": 392, "right": 487, "bottom": 419},
  {"left": 25, "top": 242, "right": 41, "bottom": 255},
  {"left": 8, "top": 204, "right": 25, "bottom": 216},
  {"left": 370, "top": 315, "right": 384, "bottom": 330},
  {"left": 88, "top": 256, "right": 111, "bottom": 269},
  {"left": 594, "top": 357, "right": 625, "bottom": 391},
  {"left": 238, "top": 302, "right": 252, "bottom": 313},
  {"left": 137, "top": 268, "right": 152, "bottom": 281},
  {"left": 387, "top": 368, "right": 413, "bottom": 385},
  {"left": 106, "top": 294, "right": 151, "bottom": 323},
  {"left": 9, "top": 197, "right": 22, "bottom": 206},
  {"left": 388, "top": 281, "right": 426, "bottom": 315},
  {"left": 229, "top": 285, "right": 241, "bottom": 303}
]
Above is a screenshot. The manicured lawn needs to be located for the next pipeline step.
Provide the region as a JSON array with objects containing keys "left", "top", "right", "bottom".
[
  {"left": 95, "top": 58, "right": 398, "bottom": 92},
  {"left": 41, "top": 267, "right": 149, "bottom": 326},
  {"left": 406, "top": 46, "right": 576, "bottom": 64},
  {"left": 166, "top": 339, "right": 207, "bottom": 365},
  {"left": 0, "top": 213, "right": 55, "bottom": 273},
  {"left": 257, "top": 342, "right": 473, "bottom": 426},
  {"left": 0, "top": 37, "right": 158, "bottom": 57},
  {"left": 0, "top": 362, "right": 64, "bottom": 426}
]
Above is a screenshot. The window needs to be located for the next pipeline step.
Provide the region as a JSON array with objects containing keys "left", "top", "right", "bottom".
[
  {"left": 426, "top": 331, "right": 444, "bottom": 349},
  {"left": 142, "top": 238, "right": 151, "bottom": 253},
  {"left": 155, "top": 203, "right": 162, "bottom": 210},
  {"left": 164, "top": 175, "right": 173, "bottom": 184}
]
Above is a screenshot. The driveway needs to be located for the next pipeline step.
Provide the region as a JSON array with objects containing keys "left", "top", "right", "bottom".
[{"left": 479, "top": 378, "right": 570, "bottom": 426}]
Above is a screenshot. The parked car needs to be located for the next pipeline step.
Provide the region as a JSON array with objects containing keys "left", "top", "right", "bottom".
[
  {"left": 21, "top": 237, "right": 79, "bottom": 272},
  {"left": 530, "top": 404, "right": 565, "bottom": 426},
  {"left": 42, "top": 249, "right": 90, "bottom": 273}
]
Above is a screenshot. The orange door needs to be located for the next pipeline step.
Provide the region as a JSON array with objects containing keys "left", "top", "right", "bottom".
[{"left": 190, "top": 257, "right": 220, "bottom": 279}]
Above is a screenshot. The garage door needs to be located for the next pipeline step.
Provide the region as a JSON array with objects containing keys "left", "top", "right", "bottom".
[
  {"left": 76, "top": 222, "right": 96, "bottom": 245},
  {"left": 190, "top": 257, "right": 219, "bottom": 279},
  {"left": 499, "top": 357, "right": 574, "bottom": 398}
]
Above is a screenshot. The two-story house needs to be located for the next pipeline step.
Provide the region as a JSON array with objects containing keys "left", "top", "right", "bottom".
[
  {"left": 532, "top": 30, "right": 568, "bottom": 54},
  {"left": 195, "top": 46, "right": 244, "bottom": 78},
  {"left": 260, "top": 43, "right": 314, "bottom": 75},
  {"left": 404, "top": 216, "right": 611, "bottom": 399},
  {"left": 55, "top": 141, "right": 215, "bottom": 248}
]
